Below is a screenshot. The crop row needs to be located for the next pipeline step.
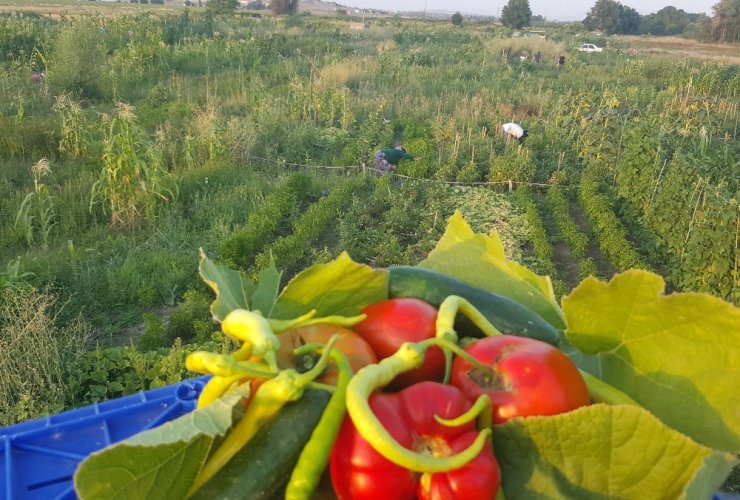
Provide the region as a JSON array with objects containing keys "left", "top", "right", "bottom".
[
  {"left": 544, "top": 186, "right": 600, "bottom": 280},
  {"left": 219, "top": 174, "right": 313, "bottom": 270},
  {"left": 578, "top": 166, "right": 649, "bottom": 272},
  {"left": 255, "top": 176, "right": 368, "bottom": 273}
]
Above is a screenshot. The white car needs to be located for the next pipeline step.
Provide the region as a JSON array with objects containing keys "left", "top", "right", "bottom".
[{"left": 578, "top": 43, "right": 603, "bottom": 53}]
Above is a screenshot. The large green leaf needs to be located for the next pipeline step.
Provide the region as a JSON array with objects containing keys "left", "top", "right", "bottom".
[
  {"left": 198, "top": 249, "right": 249, "bottom": 322},
  {"left": 250, "top": 256, "right": 282, "bottom": 317},
  {"left": 562, "top": 270, "right": 740, "bottom": 453},
  {"left": 495, "top": 404, "right": 738, "bottom": 499},
  {"left": 74, "top": 387, "right": 247, "bottom": 500},
  {"left": 271, "top": 252, "right": 387, "bottom": 319},
  {"left": 419, "top": 210, "right": 566, "bottom": 330}
]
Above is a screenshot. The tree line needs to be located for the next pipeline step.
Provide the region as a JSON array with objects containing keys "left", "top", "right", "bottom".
[{"left": 495, "top": 0, "right": 738, "bottom": 43}]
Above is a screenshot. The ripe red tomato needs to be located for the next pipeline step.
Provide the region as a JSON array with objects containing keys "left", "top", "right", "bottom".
[
  {"left": 352, "top": 298, "right": 445, "bottom": 390},
  {"left": 451, "top": 335, "right": 590, "bottom": 424},
  {"left": 274, "top": 323, "right": 378, "bottom": 385},
  {"left": 330, "top": 382, "right": 500, "bottom": 500}
]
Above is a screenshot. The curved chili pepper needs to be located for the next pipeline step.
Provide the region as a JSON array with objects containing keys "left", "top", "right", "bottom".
[
  {"left": 221, "top": 308, "right": 366, "bottom": 370},
  {"left": 345, "top": 338, "right": 492, "bottom": 473},
  {"left": 285, "top": 344, "right": 352, "bottom": 500},
  {"left": 186, "top": 352, "right": 275, "bottom": 408},
  {"left": 187, "top": 335, "right": 340, "bottom": 496},
  {"left": 435, "top": 295, "right": 504, "bottom": 383}
]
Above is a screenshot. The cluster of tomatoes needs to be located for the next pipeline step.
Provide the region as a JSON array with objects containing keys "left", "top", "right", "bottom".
[{"left": 275, "top": 298, "right": 590, "bottom": 500}]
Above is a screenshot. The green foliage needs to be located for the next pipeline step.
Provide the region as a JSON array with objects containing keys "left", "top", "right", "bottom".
[
  {"left": 451, "top": 12, "right": 464, "bottom": 27},
  {"left": 91, "top": 103, "right": 178, "bottom": 228},
  {"left": 488, "top": 146, "right": 536, "bottom": 184},
  {"left": 138, "top": 313, "right": 166, "bottom": 351},
  {"left": 48, "top": 18, "right": 107, "bottom": 98},
  {"left": 546, "top": 186, "right": 588, "bottom": 259},
  {"left": 165, "top": 290, "right": 214, "bottom": 344},
  {"left": 219, "top": 174, "right": 312, "bottom": 269},
  {"left": 256, "top": 176, "right": 367, "bottom": 272},
  {"left": 583, "top": 0, "right": 640, "bottom": 34},
  {"left": 579, "top": 165, "right": 649, "bottom": 272},
  {"left": 15, "top": 158, "right": 57, "bottom": 249},
  {"left": 513, "top": 187, "right": 556, "bottom": 275},
  {"left": 0, "top": 257, "right": 35, "bottom": 290},
  {"left": 640, "top": 6, "right": 692, "bottom": 36},
  {"left": 500, "top": 0, "right": 532, "bottom": 29},
  {"left": 206, "top": 0, "right": 239, "bottom": 15},
  {"left": 710, "top": 0, "right": 740, "bottom": 43}
]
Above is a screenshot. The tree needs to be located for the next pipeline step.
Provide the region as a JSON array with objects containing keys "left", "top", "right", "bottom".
[
  {"left": 641, "top": 6, "right": 691, "bottom": 35},
  {"left": 451, "top": 12, "right": 464, "bottom": 26},
  {"left": 584, "top": 0, "right": 622, "bottom": 33},
  {"left": 501, "top": 0, "right": 532, "bottom": 29},
  {"left": 206, "top": 0, "right": 238, "bottom": 15},
  {"left": 711, "top": 0, "right": 740, "bottom": 43},
  {"left": 619, "top": 5, "right": 641, "bottom": 34},
  {"left": 584, "top": 0, "right": 641, "bottom": 34},
  {"left": 271, "top": 0, "right": 299, "bottom": 15}
]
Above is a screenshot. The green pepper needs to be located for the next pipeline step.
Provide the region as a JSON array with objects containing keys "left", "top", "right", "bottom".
[
  {"left": 285, "top": 344, "right": 352, "bottom": 500},
  {"left": 186, "top": 335, "right": 340, "bottom": 497}
]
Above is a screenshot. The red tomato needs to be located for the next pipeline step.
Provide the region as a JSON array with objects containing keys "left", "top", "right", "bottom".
[
  {"left": 330, "top": 382, "right": 500, "bottom": 500},
  {"left": 451, "top": 336, "right": 590, "bottom": 424},
  {"left": 275, "top": 323, "right": 378, "bottom": 385},
  {"left": 352, "top": 298, "right": 445, "bottom": 390}
]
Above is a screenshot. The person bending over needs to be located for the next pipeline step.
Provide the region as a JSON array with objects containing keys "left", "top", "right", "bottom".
[{"left": 372, "top": 146, "right": 418, "bottom": 175}]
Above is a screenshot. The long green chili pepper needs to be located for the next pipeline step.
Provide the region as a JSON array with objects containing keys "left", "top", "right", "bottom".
[
  {"left": 345, "top": 338, "right": 492, "bottom": 473},
  {"left": 187, "top": 335, "right": 340, "bottom": 497},
  {"left": 285, "top": 345, "right": 353, "bottom": 500},
  {"left": 435, "top": 295, "right": 504, "bottom": 383},
  {"left": 580, "top": 370, "right": 640, "bottom": 406}
]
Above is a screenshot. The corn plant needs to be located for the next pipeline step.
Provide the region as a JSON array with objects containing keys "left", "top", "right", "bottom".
[
  {"left": 53, "top": 93, "right": 90, "bottom": 158},
  {"left": 90, "top": 103, "right": 178, "bottom": 228},
  {"left": 15, "top": 158, "right": 57, "bottom": 249},
  {"left": 0, "top": 258, "right": 35, "bottom": 290}
]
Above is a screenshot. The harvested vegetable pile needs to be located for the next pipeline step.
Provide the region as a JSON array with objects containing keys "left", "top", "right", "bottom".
[{"left": 74, "top": 211, "right": 740, "bottom": 499}]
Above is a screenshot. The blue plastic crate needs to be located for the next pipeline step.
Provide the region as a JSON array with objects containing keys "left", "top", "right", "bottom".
[{"left": 0, "top": 376, "right": 210, "bottom": 500}]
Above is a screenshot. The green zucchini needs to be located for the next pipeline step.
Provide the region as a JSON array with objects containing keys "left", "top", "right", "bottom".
[
  {"left": 388, "top": 266, "right": 561, "bottom": 345},
  {"left": 191, "top": 389, "right": 331, "bottom": 500}
]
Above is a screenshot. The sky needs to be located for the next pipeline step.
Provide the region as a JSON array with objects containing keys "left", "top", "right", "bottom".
[{"left": 335, "top": 0, "right": 716, "bottom": 21}]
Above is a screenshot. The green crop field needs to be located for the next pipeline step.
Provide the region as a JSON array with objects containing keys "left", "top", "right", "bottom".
[{"left": 0, "top": 1, "right": 737, "bottom": 466}]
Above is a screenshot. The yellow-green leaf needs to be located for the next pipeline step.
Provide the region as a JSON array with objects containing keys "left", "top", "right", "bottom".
[
  {"left": 420, "top": 210, "right": 565, "bottom": 330},
  {"left": 563, "top": 269, "right": 740, "bottom": 453}
]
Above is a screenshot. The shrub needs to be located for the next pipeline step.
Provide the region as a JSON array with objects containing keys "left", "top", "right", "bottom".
[
  {"left": 0, "top": 287, "right": 91, "bottom": 425},
  {"left": 48, "top": 19, "right": 107, "bottom": 99}
]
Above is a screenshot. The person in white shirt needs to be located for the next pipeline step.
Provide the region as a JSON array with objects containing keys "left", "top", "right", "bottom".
[{"left": 501, "top": 123, "right": 528, "bottom": 142}]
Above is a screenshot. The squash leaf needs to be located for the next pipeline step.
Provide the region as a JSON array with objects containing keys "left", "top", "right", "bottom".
[
  {"left": 420, "top": 210, "right": 566, "bottom": 330},
  {"left": 562, "top": 270, "right": 740, "bottom": 453},
  {"left": 250, "top": 256, "right": 282, "bottom": 317},
  {"left": 496, "top": 404, "right": 738, "bottom": 499},
  {"left": 271, "top": 252, "right": 387, "bottom": 319},
  {"left": 198, "top": 249, "right": 250, "bottom": 322},
  {"left": 74, "top": 385, "right": 248, "bottom": 500}
]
